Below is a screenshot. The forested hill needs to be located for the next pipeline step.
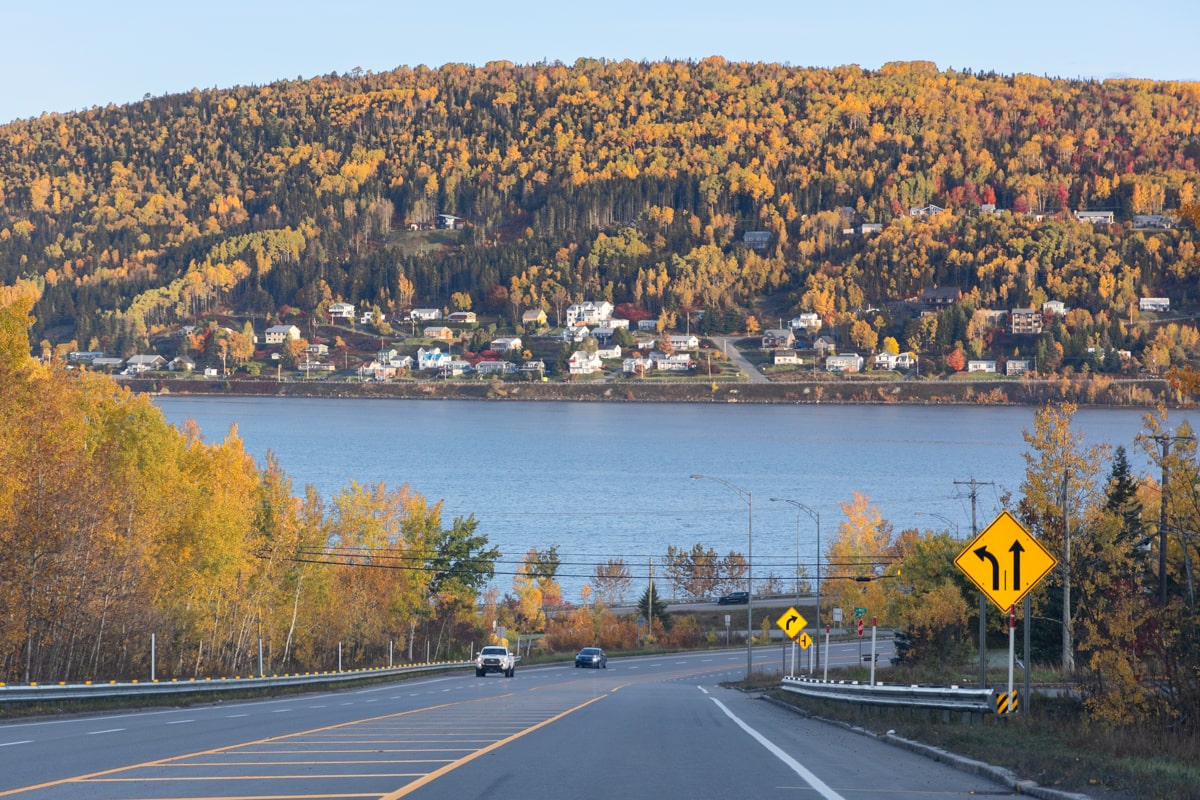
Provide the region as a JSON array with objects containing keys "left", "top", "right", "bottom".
[{"left": 2, "top": 57, "right": 1199, "bottom": 366}]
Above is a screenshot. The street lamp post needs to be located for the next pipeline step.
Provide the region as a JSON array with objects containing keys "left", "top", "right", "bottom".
[
  {"left": 691, "top": 474, "right": 753, "bottom": 681},
  {"left": 915, "top": 511, "right": 960, "bottom": 539},
  {"left": 771, "top": 498, "right": 820, "bottom": 674}
]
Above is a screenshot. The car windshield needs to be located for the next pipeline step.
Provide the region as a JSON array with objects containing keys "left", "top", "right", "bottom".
[
  {"left": 481, "top": 647, "right": 506, "bottom": 655},
  {"left": 580, "top": 648, "right": 598, "bottom": 655}
]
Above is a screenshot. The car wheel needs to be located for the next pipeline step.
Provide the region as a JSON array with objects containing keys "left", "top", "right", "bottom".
[{"left": 476, "top": 669, "right": 483, "bottom": 677}]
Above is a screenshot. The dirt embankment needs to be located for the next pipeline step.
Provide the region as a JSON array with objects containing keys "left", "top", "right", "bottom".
[{"left": 123, "top": 376, "right": 1182, "bottom": 407}]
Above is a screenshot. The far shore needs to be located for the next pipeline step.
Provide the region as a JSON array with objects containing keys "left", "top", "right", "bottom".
[{"left": 122, "top": 375, "right": 1185, "bottom": 408}]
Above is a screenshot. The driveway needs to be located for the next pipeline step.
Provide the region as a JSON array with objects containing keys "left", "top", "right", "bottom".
[{"left": 709, "top": 337, "right": 770, "bottom": 384}]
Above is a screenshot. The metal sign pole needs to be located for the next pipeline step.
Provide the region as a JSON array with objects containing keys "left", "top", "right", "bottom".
[
  {"left": 1007, "top": 607, "right": 1016, "bottom": 712},
  {"left": 870, "top": 616, "right": 877, "bottom": 686}
]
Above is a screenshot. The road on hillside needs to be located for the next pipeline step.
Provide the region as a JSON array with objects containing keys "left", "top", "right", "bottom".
[
  {"left": 0, "top": 644, "right": 1013, "bottom": 800},
  {"left": 709, "top": 336, "right": 770, "bottom": 383}
]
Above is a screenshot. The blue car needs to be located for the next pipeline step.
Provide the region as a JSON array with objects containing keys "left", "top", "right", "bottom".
[{"left": 575, "top": 647, "right": 607, "bottom": 669}]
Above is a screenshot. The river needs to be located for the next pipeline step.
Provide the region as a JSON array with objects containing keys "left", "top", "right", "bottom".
[{"left": 154, "top": 398, "right": 1185, "bottom": 602}]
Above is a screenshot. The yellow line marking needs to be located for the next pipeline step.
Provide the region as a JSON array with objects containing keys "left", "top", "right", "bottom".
[
  {"left": 0, "top": 695, "right": 501, "bottom": 798},
  {"left": 379, "top": 692, "right": 611, "bottom": 799},
  {"left": 87, "top": 773, "right": 425, "bottom": 781}
]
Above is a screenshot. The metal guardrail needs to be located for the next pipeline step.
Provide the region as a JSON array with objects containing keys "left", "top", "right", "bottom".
[
  {"left": 780, "top": 675, "right": 996, "bottom": 713},
  {"left": 0, "top": 661, "right": 472, "bottom": 705}
]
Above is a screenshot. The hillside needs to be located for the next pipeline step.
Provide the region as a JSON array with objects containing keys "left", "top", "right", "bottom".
[{"left": 1, "top": 58, "right": 1199, "bottom": 379}]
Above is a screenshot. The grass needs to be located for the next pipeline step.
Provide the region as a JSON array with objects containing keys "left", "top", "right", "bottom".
[{"left": 755, "top": 662, "right": 1200, "bottom": 800}]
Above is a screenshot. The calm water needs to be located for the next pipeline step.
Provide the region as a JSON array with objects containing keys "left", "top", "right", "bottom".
[{"left": 155, "top": 397, "right": 1180, "bottom": 602}]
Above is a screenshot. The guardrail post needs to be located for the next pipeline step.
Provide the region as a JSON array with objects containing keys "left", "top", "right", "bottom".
[{"left": 151, "top": 633, "right": 156, "bottom": 682}]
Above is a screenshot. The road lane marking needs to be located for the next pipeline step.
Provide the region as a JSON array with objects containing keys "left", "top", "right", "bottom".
[
  {"left": 226, "top": 713, "right": 249, "bottom": 718},
  {"left": 164, "top": 720, "right": 193, "bottom": 725},
  {"left": 0, "top": 741, "right": 31, "bottom": 747},
  {"left": 86, "top": 728, "right": 125, "bottom": 735},
  {"left": 709, "top": 695, "right": 846, "bottom": 800},
  {"left": 378, "top": 693, "right": 612, "bottom": 799}
]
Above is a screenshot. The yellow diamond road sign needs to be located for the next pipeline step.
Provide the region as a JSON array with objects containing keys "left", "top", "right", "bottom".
[
  {"left": 954, "top": 510, "right": 1058, "bottom": 611},
  {"left": 796, "top": 632, "right": 812, "bottom": 650},
  {"left": 775, "top": 608, "right": 808, "bottom": 641}
]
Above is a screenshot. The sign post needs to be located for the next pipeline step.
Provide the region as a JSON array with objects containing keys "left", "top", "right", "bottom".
[
  {"left": 774, "top": 608, "right": 808, "bottom": 676},
  {"left": 869, "top": 616, "right": 877, "bottom": 686}
]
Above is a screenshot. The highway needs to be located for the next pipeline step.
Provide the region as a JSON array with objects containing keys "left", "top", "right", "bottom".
[{"left": 0, "top": 644, "right": 1015, "bottom": 800}]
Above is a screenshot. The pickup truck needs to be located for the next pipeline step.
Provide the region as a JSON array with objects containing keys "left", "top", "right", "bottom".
[{"left": 475, "top": 645, "right": 517, "bottom": 677}]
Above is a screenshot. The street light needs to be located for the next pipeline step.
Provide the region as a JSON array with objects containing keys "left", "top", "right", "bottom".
[
  {"left": 691, "top": 474, "right": 753, "bottom": 681},
  {"left": 915, "top": 511, "right": 960, "bottom": 539},
  {"left": 771, "top": 498, "right": 820, "bottom": 674}
]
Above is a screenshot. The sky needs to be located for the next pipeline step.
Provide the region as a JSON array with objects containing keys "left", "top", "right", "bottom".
[{"left": 4, "top": 0, "right": 1199, "bottom": 125}]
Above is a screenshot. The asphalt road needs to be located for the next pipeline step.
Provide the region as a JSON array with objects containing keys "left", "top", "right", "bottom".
[{"left": 0, "top": 645, "right": 1014, "bottom": 800}]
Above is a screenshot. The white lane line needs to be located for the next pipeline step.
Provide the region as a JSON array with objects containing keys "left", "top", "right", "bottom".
[
  {"left": 87, "top": 729, "right": 125, "bottom": 735},
  {"left": 165, "top": 720, "right": 193, "bottom": 725},
  {"left": 0, "top": 740, "right": 32, "bottom": 747},
  {"left": 709, "top": 696, "right": 845, "bottom": 800},
  {"left": 227, "top": 714, "right": 249, "bottom": 718},
  {"left": 272, "top": 708, "right": 291, "bottom": 713}
]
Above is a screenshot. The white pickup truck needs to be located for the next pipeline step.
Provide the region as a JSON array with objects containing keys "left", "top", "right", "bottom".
[{"left": 475, "top": 645, "right": 518, "bottom": 677}]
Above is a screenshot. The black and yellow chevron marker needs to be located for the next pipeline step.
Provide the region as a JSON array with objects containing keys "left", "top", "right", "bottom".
[{"left": 996, "top": 690, "right": 1019, "bottom": 714}]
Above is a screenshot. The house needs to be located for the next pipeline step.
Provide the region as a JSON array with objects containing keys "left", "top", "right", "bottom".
[
  {"left": 634, "top": 337, "right": 658, "bottom": 351},
  {"left": 1043, "top": 300, "right": 1067, "bottom": 316},
  {"left": 519, "top": 360, "right": 546, "bottom": 377},
  {"left": 789, "top": 313, "right": 822, "bottom": 332},
  {"left": 1006, "top": 359, "right": 1032, "bottom": 376},
  {"left": 67, "top": 351, "right": 106, "bottom": 362},
  {"left": 861, "top": 222, "right": 883, "bottom": 235},
  {"left": 377, "top": 347, "right": 399, "bottom": 364},
  {"left": 873, "top": 351, "right": 917, "bottom": 371},
  {"left": 623, "top": 356, "right": 654, "bottom": 375},
  {"left": 359, "top": 311, "right": 384, "bottom": 324},
  {"left": 1010, "top": 309, "right": 1043, "bottom": 335},
  {"left": 490, "top": 336, "right": 522, "bottom": 353},
  {"left": 561, "top": 324, "right": 591, "bottom": 343},
  {"left": 475, "top": 360, "right": 516, "bottom": 376},
  {"left": 910, "top": 204, "right": 945, "bottom": 217},
  {"left": 437, "top": 213, "right": 465, "bottom": 229},
  {"left": 169, "top": 355, "right": 195, "bottom": 371},
  {"left": 92, "top": 357, "right": 125, "bottom": 370},
  {"left": 1134, "top": 214, "right": 1176, "bottom": 229},
  {"left": 448, "top": 311, "right": 477, "bottom": 324},
  {"left": 297, "top": 361, "right": 334, "bottom": 373},
  {"left": 124, "top": 354, "right": 167, "bottom": 373},
  {"left": 743, "top": 231, "right": 771, "bottom": 251},
  {"left": 636, "top": 319, "right": 659, "bottom": 332},
  {"left": 591, "top": 326, "right": 616, "bottom": 342},
  {"left": 203, "top": 367, "right": 219, "bottom": 377},
  {"left": 1075, "top": 210, "right": 1115, "bottom": 225},
  {"left": 825, "top": 353, "right": 864, "bottom": 373},
  {"left": 423, "top": 326, "right": 455, "bottom": 341},
  {"left": 813, "top": 335, "right": 838, "bottom": 355},
  {"left": 444, "top": 360, "right": 470, "bottom": 376},
  {"left": 667, "top": 334, "right": 699, "bottom": 350},
  {"left": 417, "top": 347, "right": 451, "bottom": 371},
  {"left": 568, "top": 351, "right": 603, "bottom": 375},
  {"left": 596, "top": 344, "right": 622, "bottom": 360},
  {"left": 968, "top": 360, "right": 998, "bottom": 373},
  {"left": 265, "top": 324, "right": 301, "bottom": 344},
  {"left": 1139, "top": 297, "right": 1170, "bottom": 312},
  {"left": 308, "top": 343, "right": 330, "bottom": 356},
  {"left": 761, "top": 329, "right": 795, "bottom": 349},
  {"left": 521, "top": 309, "right": 547, "bottom": 327},
  {"left": 656, "top": 354, "right": 694, "bottom": 371},
  {"left": 773, "top": 350, "right": 801, "bottom": 366},
  {"left": 410, "top": 308, "right": 442, "bottom": 322},
  {"left": 566, "top": 301, "right": 614, "bottom": 327},
  {"left": 328, "top": 302, "right": 355, "bottom": 320},
  {"left": 979, "top": 203, "right": 998, "bottom": 215},
  {"left": 921, "top": 287, "right": 962, "bottom": 308}
]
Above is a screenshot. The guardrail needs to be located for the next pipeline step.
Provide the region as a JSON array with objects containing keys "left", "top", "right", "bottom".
[
  {"left": 779, "top": 675, "right": 996, "bottom": 714},
  {"left": 0, "top": 661, "right": 472, "bottom": 706}
]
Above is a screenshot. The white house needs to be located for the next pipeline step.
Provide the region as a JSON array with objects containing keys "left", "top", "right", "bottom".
[
  {"left": 667, "top": 334, "right": 700, "bottom": 350},
  {"left": 447, "top": 311, "right": 477, "bottom": 324},
  {"left": 636, "top": 319, "right": 659, "bottom": 332},
  {"left": 308, "top": 343, "right": 329, "bottom": 356},
  {"left": 773, "top": 350, "right": 801, "bottom": 366},
  {"left": 1139, "top": 297, "right": 1170, "bottom": 312},
  {"left": 423, "top": 326, "right": 455, "bottom": 340},
  {"left": 596, "top": 344, "right": 622, "bottom": 360},
  {"left": 566, "top": 301, "right": 614, "bottom": 327},
  {"left": 265, "top": 324, "right": 301, "bottom": 344},
  {"left": 825, "top": 353, "right": 864, "bottom": 373},
  {"left": 968, "top": 360, "right": 998, "bottom": 373},
  {"left": 656, "top": 354, "right": 694, "bottom": 371},
  {"left": 1043, "top": 300, "right": 1067, "bottom": 316},
  {"left": 788, "top": 313, "right": 822, "bottom": 332},
  {"left": 417, "top": 347, "right": 451, "bottom": 371},
  {"left": 910, "top": 204, "right": 945, "bottom": 217},
  {"left": 1075, "top": 210, "right": 1115, "bottom": 225},
  {"left": 1006, "top": 359, "right": 1032, "bottom": 376},
  {"left": 475, "top": 360, "right": 516, "bottom": 376},
  {"left": 623, "top": 356, "right": 654, "bottom": 375},
  {"left": 561, "top": 325, "right": 591, "bottom": 343},
  {"left": 873, "top": 351, "right": 917, "bottom": 371},
  {"left": 410, "top": 308, "right": 443, "bottom": 322},
  {"left": 490, "top": 336, "right": 522, "bottom": 353},
  {"left": 328, "top": 302, "right": 355, "bottom": 320},
  {"left": 568, "top": 351, "right": 603, "bottom": 375}
]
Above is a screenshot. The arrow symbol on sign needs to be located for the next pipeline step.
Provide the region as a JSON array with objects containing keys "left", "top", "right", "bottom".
[
  {"left": 974, "top": 546, "right": 1000, "bottom": 590},
  {"left": 1009, "top": 540, "right": 1024, "bottom": 588},
  {"left": 785, "top": 614, "right": 798, "bottom": 632}
]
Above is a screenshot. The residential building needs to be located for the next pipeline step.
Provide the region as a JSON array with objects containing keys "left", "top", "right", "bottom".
[
  {"left": 788, "top": 313, "right": 822, "bottom": 332},
  {"left": 910, "top": 204, "right": 945, "bottom": 217},
  {"left": 328, "top": 302, "right": 355, "bottom": 320},
  {"left": 861, "top": 222, "right": 883, "bottom": 235},
  {"left": 1043, "top": 300, "right": 1067, "bottom": 316},
  {"left": 308, "top": 343, "right": 329, "bottom": 356},
  {"left": 169, "top": 355, "right": 195, "bottom": 371},
  {"left": 813, "top": 335, "right": 838, "bottom": 355},
  {"left": 1139, "top": 297, "right": 1170, "bottom": 312},
  {"left": 522, "top": 309, "right": 547, "bottom": 327},
  {"left": 565, "top": 301, "right": 614, "bottom": 327},
  {"left": 761, "top": 329, "right": 795, "bottom": 349},
  {"left": 475, "top": 360, "right": 516, "bottom": 376},
  {"left": 1133, "top": 214, "right": 1176, "bottom": 229},
  {"left": 825, "top": 353, "right": 864, "bottom": 373},
  {"left": 410, "top": 308, "right": 442, "bottom": 322},
  {"left": 1075, "top": 210, "right": 1115, "bottom": 225},
  {"left": 873, "top": 351, "right": 917, "bottom": 371},
  {"left": 568, "top": 351, "right": 603, "bottom": 375},
  {"left": 490, "top": 336, "right": 522, "bottom": 353},
  {"left": 596, "top": 344, "right": 622, "bottom": 360},
  {"left": 743, "top": 231, "right": 771, "bottom": 250},
  {"left": 637, "top": 319, "right": 659, "bottom": 332},
  {"left": 773, "top": 350, "right": 801, "bottom": 366},
  {"left": 1006, "top": 360, "right": 1032, "bottom": 376},
  {"left": 968, "top": 360, "right": 998, "bottom": 373},
  {"left": 417, "top": 347, "right": 450, "bottom": 371},
  {"left": 667, "top": 334, "right": 699, "bottom": 350},
  {"left": 657, "top": 354, "right": 694, "bottom": 371},
  {"left": 1010, "top": 309, "right": 1043, "bottom": 335},
  {"left": 447, "top": 311, "right": 477, "bottom": 324},
  {"left": 423, "top": 326, "right": 455, "bottom": 340},
  {"left": 921, "top": 287, "right": 962, "bottom": 308},
  {"left": 265, "top": 324, "right": 301, "bottom": 344}
]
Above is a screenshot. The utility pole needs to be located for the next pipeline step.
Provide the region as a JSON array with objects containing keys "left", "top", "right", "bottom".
[
  {"left": 1061, "top": 471, "right": 1074, "bottom": 673},
  {"left": 1152, "top": 432, "right": 1194, "bottom": 605},
  {"left": 956, "top": 477, "right": 995, "bottom": 689}
]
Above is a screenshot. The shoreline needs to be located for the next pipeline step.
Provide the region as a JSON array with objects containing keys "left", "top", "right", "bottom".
[{"left": 123, "top": 375, "right": 1185, "bottom": 408}]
